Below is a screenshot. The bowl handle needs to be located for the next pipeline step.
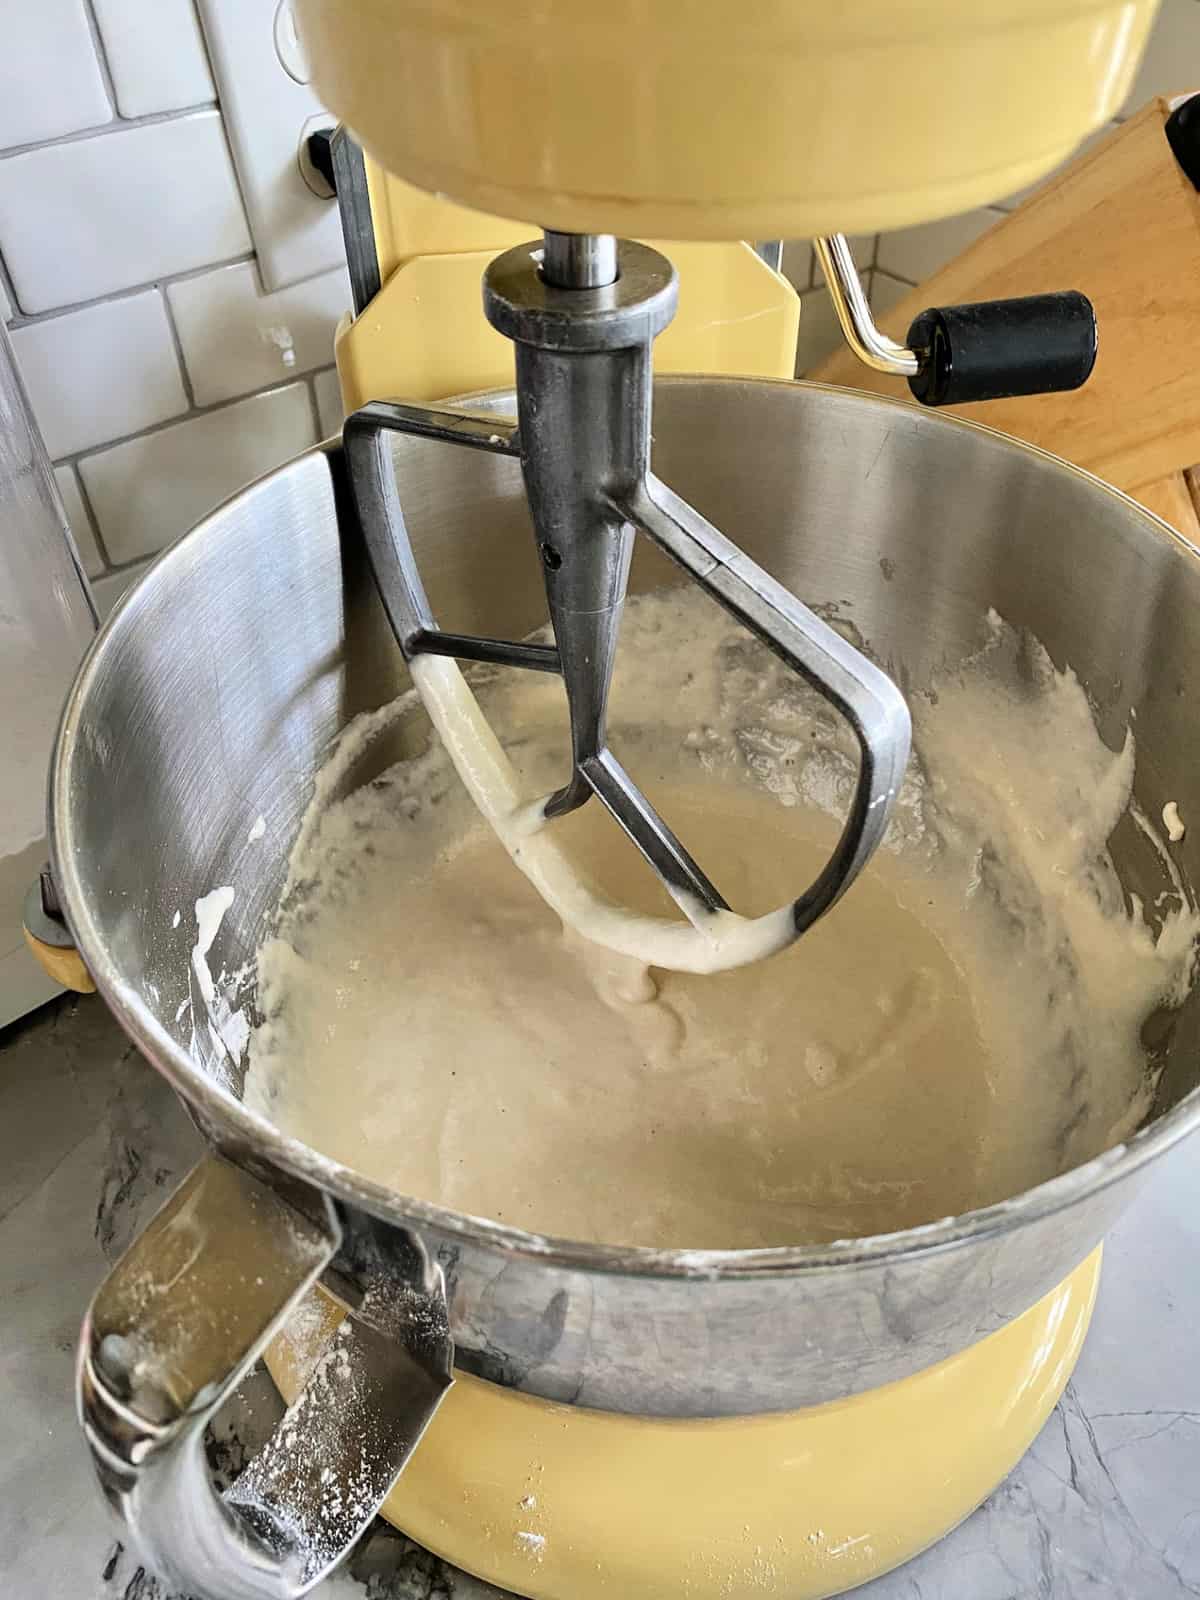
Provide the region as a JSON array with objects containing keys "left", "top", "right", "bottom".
[{"left": 77, "top": 1153, "right": 453, "bottom": 1599}]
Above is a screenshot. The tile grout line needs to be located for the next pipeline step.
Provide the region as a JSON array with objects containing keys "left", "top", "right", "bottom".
[
  {"left": 57, "top": 375, "right": 317, "bottom": 471},
  {"left": 191, "top": 0, "right": 222, "bottom": 91},
  {"left": 4, "top": 252, "right": 256, "bottom": 329},
  {"left": 189, "top": 3, "right": 265, "bottom": 287},
  {"left": 93, "top": 552, "right": 155, "bottom": 583},
  {"left": 63, "top": 360, "right": 334, "bottom": 574},
  {"left": 873, "top": 268, "right": 917, "bottom": 290},
  {"left": 0, "top": 246, "right": 18, "bottom": 321},
  {"left": 303, "top": 374, "right": 325, "bottom": 442},
  {"left": 0, "top": 100, "right": 221, "bottom": 165},
  {"left": 65, "top": 461, "right": 117, "bottom": 574},
  {"left": 78, "top": 0, "right": 120, "bottom": 119},
  {"left": 160, "top": 291, "right": 197, "bottom": 409}
]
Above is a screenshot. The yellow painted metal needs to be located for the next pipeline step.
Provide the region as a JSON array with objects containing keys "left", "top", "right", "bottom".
[
  {"left": 334, "top": 239, "right": 800, "bottom": 412},
  {"left": 364, "top": 162, "right": 530, "bottom": 287},
  {"left": 266, "top": 1248, "right": 1100, "bottom": 1600},
  {"left": 21, "top": 925, "right": 94, "bottom": 993},
  {"left": 296, "top": 0, "right": 1158, "bottom": 239}
]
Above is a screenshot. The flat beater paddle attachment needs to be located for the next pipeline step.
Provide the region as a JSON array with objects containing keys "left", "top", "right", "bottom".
[{"left": 342, "top": 231, "right": 911, "bottom": 974}]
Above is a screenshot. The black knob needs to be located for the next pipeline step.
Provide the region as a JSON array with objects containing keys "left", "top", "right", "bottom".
[
  {"left": 1166, "top": 93, "right": 1200, "bottom": 193},
  {"left": 906, "top": 291, "right": 1097, "bottom": 407},
  {"left": 306, "top": 127, "right": 336, "bottom": 194}
]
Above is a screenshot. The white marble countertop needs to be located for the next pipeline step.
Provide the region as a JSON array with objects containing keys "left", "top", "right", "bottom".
[{"left": 3, "top": 995, "right": 1198, "bottom": 1600}]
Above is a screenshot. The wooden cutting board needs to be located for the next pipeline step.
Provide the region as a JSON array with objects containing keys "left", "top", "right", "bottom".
[{"left": 811, "top": 98, "right": 1200, "bottom": 535}]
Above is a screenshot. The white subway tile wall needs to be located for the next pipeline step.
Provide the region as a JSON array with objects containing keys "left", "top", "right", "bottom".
[
  {"left": 0, "top": 1, "right": 354, "bottom": 598},
  {"left": 9, "top": 292, "right": 187, "bottom": 456},
  {"left": 91, "top": 0, "right": 217, "bottom": 119},
  {"left": 779, "top": 242, "right": 809, "bottom": 297},
  {"left": 0, "top": 0, "right": 1193, "bottom": 588},
  {"left": 79, "top": 382, "right": 315, "bottom": 563},
  {"left": 792, "top": 286, "right": 843, "bottom": 379},
  {"left": 0, "top": 1, "right": 110, "bottom": 150},
  {"left": 868, "top": 271, "right": 915, "bottom": 320},
  {"left": 874, "top": 208, "right": 1005, "bottom": 289},
  {"left": 91, "top": 560, "right": 153, "bottom": 620},
  {"left": 53, "top": 465, "right": 104, "bottom": 579},
  {"left": 197, "top": 0, "right": 344, "bottom": 290},
  {"left": 1125, "top": 0, "right": 1200, "bottom": 111},
  {"left": 312, "top": 366, "right": 344, "bottom": 439},
  {"left": 0, "top": 113, "right": 251, "bottom": 312},
  {"left": 167, "top": 260, "right": 350, "bottom": 405}
]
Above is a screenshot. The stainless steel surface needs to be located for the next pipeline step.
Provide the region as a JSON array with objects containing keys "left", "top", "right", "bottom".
[
  {"left": 814, "top": 234, "right": 920, "bottom": 377},
  {"left": 79, "top": 1152, "right": 453, "bottom": 1599},
  {"left": 485, "top": 238, "right": 678, "bottom": 830},
  {"left": 540, "top": 228, "right": 618, "bottom": 289},
  {"left": 347, "top": 240, "right": 910, "bottom": 933},
  {"left": 484, "top": 235, "right": 677, "bottom": 352},
  {"left": 341, "top": 404, "right": 557, "bottom": 676},
  {"left": 0, "top": 320, "right": 96, "bottom": 1026},
  {"left": 52, "top": 379, "right": 1200, "bottom": 1434},
  {"left": 625, "top": 470, "right": 910, "bottom": 928}
]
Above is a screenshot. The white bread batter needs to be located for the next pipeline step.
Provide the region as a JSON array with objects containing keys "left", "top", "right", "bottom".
[
  {"left": 403, "top": 648, "right": 795, "bottom": 974},
  {"left": 245, "top": 591, "right": 1197, "bottom": 1248}
]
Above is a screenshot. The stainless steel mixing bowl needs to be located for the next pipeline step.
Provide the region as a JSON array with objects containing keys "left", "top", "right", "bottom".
[{"left": 57, "top": 379, "right": 1200, "bottom": 1598}]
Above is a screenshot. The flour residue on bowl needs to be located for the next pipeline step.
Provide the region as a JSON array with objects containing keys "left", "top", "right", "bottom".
[
  {"left": 188, "top": 885, "right": 252, "bottom": 1089},
  {"left": 243, "top": 589, "right": 1198, "bottom": 1249},
  {"left": 1164, "top": 800, "right": 1186, "bottom": 843}
]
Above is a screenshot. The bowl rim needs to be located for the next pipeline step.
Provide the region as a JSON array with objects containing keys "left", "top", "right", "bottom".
[{"left": 51, "top": 376, "right": 1200, "bottom": 1282}]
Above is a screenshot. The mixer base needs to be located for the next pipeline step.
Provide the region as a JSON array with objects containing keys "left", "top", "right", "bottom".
[{"left": 265, "top": 1248, "right": 1100, "bottom": 1599}]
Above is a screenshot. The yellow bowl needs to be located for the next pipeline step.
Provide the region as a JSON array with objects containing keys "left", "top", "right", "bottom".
[{"left": 266, "top": 1248, "right": 1100, "bottom": 1599}]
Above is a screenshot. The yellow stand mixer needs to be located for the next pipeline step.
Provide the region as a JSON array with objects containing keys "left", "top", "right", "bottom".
[
  {"left": 253, "top": 1, "right": 1150, "bottom": 1593},
  {"left": 57, "top": 4, "right": 1183, "bottom": 1599},
  {"left": 328, "top": 160, "right": 802, "bottom": 411}
]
